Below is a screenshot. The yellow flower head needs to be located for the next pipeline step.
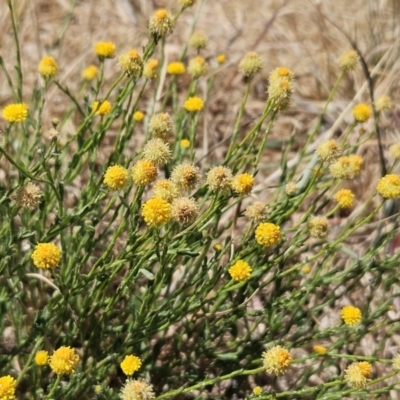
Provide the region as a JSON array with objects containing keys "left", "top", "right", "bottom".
[
  {"left": 377, "top": 174, "right": 400, "bottom": 199},
  {"left": 308, "top": 215, "right": 328, "bottom": 239},
  {"left": 179, "top": 0, "right": 196, "bottom": 7},
  {"left": 15, "top": 182, "right": 42, "bottom": 209},
  {"left": 392, "top": 353, "right": 400, "bottom": 372},
  {"left": 120, "top": 378, "right": 155, "bottom": 400},
  {"left": 228, "top": 260, "right": 252, "bottom": 281},
  {"left": 341, "top": 305, "right": 362, "bottom": 326},
  {"left": 345, "top": 361, "right": 371, "bottom": 388},
  {"left": 0, "top": 375, "right": 16, "bottom": 400},
  {"left": 255, "top": 222, "right": 281, "bottom": 247},
  {"left": 330, "top": 154, "right": 363, "bottom": 180},
  {"left": 167, "top": 61, "right": 186, "bottom": 75},
  {"left": 2, "top": 103, "right": 28, "bottom": 122},
  {"left": 104, "top": 165, "right": 129, "bottom": 190},
  {"left": 95, "top": 41, "right": 116, "bottom": 59},
  {"left": 142, "top": 139, "right": 171, "bottom": 166},
  {"left": 38, "top": 55, "right": 58, "bottom": 78},
  {"left": 262, "top": 346, "right": 291, "bottom": 376},
  {"left": 189, "top": 32, "right": 207, "bottom": 50},
  {"left": 206, "top": 166, "right": 233, "bottom": 192},
  {"left": 171, "top": 163, "right": 201, "bottom": 191},
  {"left": 375, "top": 95, "right": 392, "bottom": 112},
  {"left": 133, "top": 111, "right": 144, "bottom": 122},
  {"left": 180, "top": 139, "right": 190, "bottom": 148},
  {"left": 239, "top": 51, "right": 263, "bottom": 78},
  {"left": 132, "top": 160, "right": 158, "bottom": 185},
  {"left": 149, "top": 9, "right": 174, "bottom": 38},
  {"left": 231, "top": 173, "right": 254, "bottom": 195},
  {"left": 31, "top": 243, "right": 62, "bottom": 270},
  {"left": 352, "top": 103, "right": 372, "bottom": 123},
  {"left": 339, "top": 50, "right": 359, "bottom": 71},
  {"left": 313, "top": 345, "right": 327, "bottom": 355},
  {"left": 389, "top": 143, "right": 400, "bottom": 160},
  {"left": 285, "top": 181, "right": 298, "bottom": 196},
  {"left": 143, "top": 59, "right": 159, "bottom": 80},
  {"left": 81, "top": 64, "right": 98, "bottom": 81},
  {"left": 120, "top": 355, "right": 142, "bottom": 376},
  {"left": 35, "top": 350, "right": 49, "bottom": 366},
  {"left": 217, "top": 54, "right": 226, "bottom": 64},
  {"left": 302, "top": 265, "right": 311, "bottom": 274},
  {"left": 149, "top": 113, "right": 175, "bottom": 141},
  {"left": 171, "top": 197, "right": 198, "bottom": 224},
  {"left": 92, "top": 100, "right": 112, "bottom": 116},
  {"left": 316, "top": 139, "right": 340, "bottom": 163},
  {"left": 49, "top": 346, "right": 79, "bottom": 375},
  {"left": 253, "top": 386, "right": 262, "bottom": 395},
  {"left": 152, "top": 180, "right": 179, "bottom": 203},
  {"left": 188, "top": 56, "right": 208, "bottom": 78},
  {"left": 119, "top": 50, "right": 143, "bottom": 77},
  {"left": 268, "top": 67, "right": 294, "bottom": 111},
  {"left": 142, "top": 198, "right": 172, "bottom": 227},
  {"left": 184, "top": 96, "right": 204, "bottom": 113},
  {"left": 244, "top": 201, "right": 267, "bottom": 223},
  {"left": 334, "top": 189, "right": 355, "bottom": 209}
]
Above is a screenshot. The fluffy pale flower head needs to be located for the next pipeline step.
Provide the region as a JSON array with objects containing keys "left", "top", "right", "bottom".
[
  {"left": 143, "top": 59, "right": 159, "bottom": 80},
  {"left": 149, "top": 9, "right": 174, "bottom": 38},
  {"left": 345, "top": 361, "right": 371, "bottom": 389},
  {"left": 308, "top": 216, "right": 329, "bottom": 239},
  {"left": 132, "top": 160, "right": 158, "bottom": 185},
  {"left": 171, "top": 163, "right": 201, "bottom": 191},
  {"left": 119, "top": 50, "right": 143, "bottom": 76},
  {"left": 142, "top": 139, "right": 171, "bottom": 166},
  {"left": 206, "top": 166, "right": 233, "bottom": 192},
  {"left": 171, "top": 197, "right": 198, "bottom": 224},
  {"left": 231, "top": 173, "right": 254, "bottom": 195},
  {"left": 339, "top": 50, "right": 359, "bottom": 71},
  {"left": 15, "top": 182, "right": 42, "bottom": 209},
  {"left": 188, "top": 56, "right": 208, "bottom": 78},
  {"left": 120, "top": 378, "right": 155, "bottom": 400},
  {"left": 262, "top": 346, "right": 291, "bottom": 376}
]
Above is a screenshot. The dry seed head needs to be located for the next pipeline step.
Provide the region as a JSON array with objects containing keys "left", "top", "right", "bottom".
[
  {"left": 46, "top": 127, "right": 59, "bottom": 139},
  {"left": 38, "top": 55, "right": 58, "bottom": 78},
  {"left": 308, "top": 215, "right": 329, "bottom": 238},
  {"left": 120, "top": 378, "right": 155, "bottom": 400},
  {"left": 15, "top": 182, "right": 42, "bottom": 209},
  {"left": 339, "top": 50, "right": 359, "bottom": 71},
  {"left": 188, "top": 56, "right": 208, "bottom": 78},
  {"left": 149, "top": 113, "right": 174, "bottom": 141},
  {"left": 231, "top": 173, "right": 254, "bottom": 195},
  {"left": 143, "top": 59, "right": 159, "bottom": 80},
  {"left": 375, "top": 95, "right": 392, "bottom": 112},
  {"left": 268, "top": 67, "right": 294, "bottom": 111},
  {"left": 189, "top": 32, "right": 208, "bottom": 50},
  {"left": 206, "top": 166, "right": 233, "bottom": 192},
  {"left": 132, "top": 160, "right": 158, "bottom": 185},
  {"left": 316, "top": 139, "right": 340, "bottom": 163},
  {"left": 142, "top": 139, "right": 171, "bottom": 166},
  {"left": 239, "top": 51, "right": 263, "bottom": 78},
  {"left": 171, "top": 162, "right": 201, "bottom": 191},
  {"left": 244, "top": 201, "right": 267, "bottom": 222},
  {"left": 285, "top": 181, "right": 298, "bottom": 196},
  {"left": 119, "top": 50, "right": 143, "bottom": 77},
  {"left": 171, "top": 197, "right": 198, "bottom": 224},
  {"left": 149, "top": 9, "right": 174, "bottom": 38},
  {"left": 152, "top": 179, "right": 179, "bottom": 203},
  {"left": 329, "top": 154, "right": 363, "bottom": 180}
]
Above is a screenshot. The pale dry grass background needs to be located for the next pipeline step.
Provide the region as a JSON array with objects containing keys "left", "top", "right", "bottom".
[{"left": 1, "top": 0, "right": 400, "bottom": 398}]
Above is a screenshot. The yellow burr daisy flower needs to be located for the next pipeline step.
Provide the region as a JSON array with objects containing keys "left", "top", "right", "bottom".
[
  {"left": 341, "top": 305, "right": 362, "bottom": 326},
  {"left": 255, "top": 222, "right": 281, "bottom": 247},
  {"left": 49, "top": 346, "right": 80, "bottom": 375},
  {"left": 120, "top": 355, "right": 142, "bottom": 376},
  {"left": 2, "top": 103, "right": 28, "bottom": 122},
  {"left": 95, "top": 41, "right": 116, "bottom": 59},
  {"left": 142, "top": 198, "right": 172, "bottom": 227},
  {"left": 31, "top": 243, "right": 62, "bottom": 270},
  {"left": 35, "top": 350, "right": 49, "bottom": 366},
  {"left": 38, "top": 55, "right": 58, "bottom": 78},
  {"left": 228, "top": 260, "right": 252, "bottom": 281},
  {"left": 377, "top": 174, "right": 400, "bottom": 199},
  {"left": 0, "top": 375, "right": 16, "bottom": 400},
  {"left": 262, "top": 346, "right": 291, "bottom": 376},
  {"left": 103, "top": 165, "right": 129, "bottom": 190}
]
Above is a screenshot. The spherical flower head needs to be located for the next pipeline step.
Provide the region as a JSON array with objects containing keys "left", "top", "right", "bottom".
[
  {"left": 341, "top": 305, "right": 362, "bottom": 325},
  {"left": 149, "top": 9, "right": 174, "bottom": 38},
  {"left": 389, "top": 143, "right": 400, "bottom": 160},
  {"left": 255, "top": 222, "right": 281, "bottom": 247},
  {"left": 228, "top": 260, "right": 252, "bottom": 281},
  {"left": 92, "top": 100, "right": 112, "bottom": 116},
  {"left": 143, "top": 59, "right": 159, "bottom": 80},
  {"left": 133, "top": 111, "right": 144, "bottom": 122},
  {"left": 95, "top": 41, "right": 116, "bottom": 59},
  {"left": 239, "top": 51, "right": 263, "bottom": 78},
  {"left": 330, "top": 154, "right": 363, "bottom": 180},
  {"left": 377, "top": 174, "right": 400, "bottom": 199},
  {"left": 262, "top": 346, "right": 291, "bottom": 376},
  {"left": 184, "top": 96, "right": 204, "bottom": 113},
  {"left": 392, "top": 354, "right": 400, "bottom": 372},
  {"left": 15, "top": 182, "right": 42, "bottom": 209},
  {"left": 120, "top": 378, "right": 155, "bottom": 400},
  {"left": 179, "top": 0, "right": 196, "bottom": 7},
  {"left": 345, "top": 361, "right": 371, "bottom": 389},
  {"left": 217, "top": 54, "right": 226, "bottom": 64},
  {"left": 132, "top": 160, "right": 158, "bottom": 185},
  {"left": 0, "top": 375, "right": 16, "bottom": 400},
  {"left": 38, "top": 55, "right": 58, "bottom": 78},
  {"left": 2, "top": 103, "right": 28, "bottom": 123},
  {"left": 334, "top": 189, "right": 355, "bottom": 209},
  {"left": 171, "top": 162, "right": 201, "bottom": 191},
  {"left": 120, "top": 355, "right": 142, "bottom": 376},
  {"left": 245, "top": 201, "right": 267, "bottom": 223},
  {"left": 339, "top": 50, "right": 359, "bottom": 71},
  {"left": 142, "top": 198, "right": 172, "bottom": 227},
  {"left": 180, "top": 139, "right": 190, "bottom": 148},
  {"left": 188, "top": 56, "right": 208, "bottom": 78},
  {"left": 49, "top": 346, "right": 79, "bottom": 375},
  {"left": 302, "top": 265, "right": 311, "bottom": 274},
  {"left": 81, "top": 64, "right": 98, "bottom": 81},
  {"left": 308, "top": 216, "right": 329, "bottom": 239},
  {"left": 149, "top": 113, "right": 174, "bottom": 141},
  {"left": 231, "top": 173, "right": 254, "bottom": 195},
  {"left": 104, "top": 165, "right": 129, "bottom": 190},
  {"left": 119, "top": 50, "right": 143, "bottom": 77},
  {"left": 285, "top": 181, "right": 298, "bottom": 196},
  {"left": 171, "top": 197, "right": 198, "bottom": 224},
  {"left": 268, "top": 67, "right": 294, "bottom": 111},
  {"left": 316, "top": 139, "right": 341, "bottom": 163},
  {"left": 375, "top": 95, "right": 392, "bottom": 112},
  {"left": 35, "top": 350, "right": 49, "bottom": 366},
  {"left": 31, "top": 243, "right": 62, "bottom": 270},
  {"left": 313, "top": 345, "right": 327, "bottom": 355},
  {"left": 252, "top": 386, "right": 262, "bottom": 396},
  {"left": 152, "top": 180, "right": 179, "bottom": 203},
  {"left": 189, "top": 32, "right": 207, "bottom": 50},
  {"left": 167, "top": 61, "right": 186, "bottom": 75},
  {"left": 352, "top": 103, "right": 372, "bottom": 123},
  {"left": 206, "top": 166, "right": 233, "bottom": 192},
  {"left": 142, "top": 138, "right": 171, "bottom": 166}
]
